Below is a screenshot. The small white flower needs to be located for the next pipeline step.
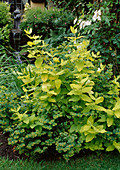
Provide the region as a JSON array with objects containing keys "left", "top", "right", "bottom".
[
  {"left": 98, "top": 9, "right": 101, "bottom": 16},
  {"left": 73, "top": 17, "right": 77, "bottom": 24},
  {"left": 80, "top": 20, "right": 91, "bottom": 29},
  {"left": 85, "top": 20, "right": 92, "bottom": 26},
  {"left": 77, "top": 19, "right": 82, "bottom": 25},
  {"left": 97, "top": 16, "right": 101, "bottom": 21},
  {"left": 97, "top": 68, "right": 101, "bottom": 71},
  {"left": 92, "top": 9, "right": 101, "bottom": 22},
  {"left": 77, "top": 43, "right": 82, "bottom": 49},
  {"left": 80, "top": 21, "right": 86, "bottom": 29}
]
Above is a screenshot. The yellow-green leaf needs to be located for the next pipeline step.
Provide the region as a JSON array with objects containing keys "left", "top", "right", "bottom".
[
  {"left": 53, "top": 57, "right": 60, "bottom": 63},
  {"left": 22, "top": 77, "right": 34, "bottom": 85},
  {"left": 107, "top": 117, "right": 113, "bottom": 127},
  {"left": 89, "top": 93, "right": 96, "bottom": 100},
  {"left": 39, "top": 95, "right": 48, "bottom": 100},
  {"left": 42, "top": 83, "right": 51, "bottom": 92},
  {"left": 69, "top": 124, "right": 77, "bottom": 133},
  {"left": 23, "top": 87, "right": 27, "bottom": 92},
  {"left": 81, "top": 94, "right": 92, "bottom": 102},
  {"left": 35, "top": 57, "right": 43, "bottom": 68},
  {"left": 114, "top": 109, "right": 120, "bottom": 118},
  {"left": 93, "top": 105, "right": 106, "bottom": 112},
  {"left": 113, "top": 141, "right": 120, "bottom": 152},
  {"left": 80, "top": 125, "right": 91, "bottom": 133},
  {"left": 24, "top": 28, "right": 32, "bottom": 34},
  {"left": 70, "top": 26, "right": 77, "bottom": 34},
  {"left": 98, "top": 115, "right": 106, "bottom": 122},
  {"left": 48, "top": 98, "right": 56, "bottom": 102},
  {"left": 49, "top": 74, "right": 58, "bottom": 80},
  {"left": 82, "top": 87, "right": 93, "bottom": 93},
  {"left": 56, "top": 70, "right": 64, "bottom": 75},
  {"left": 94, "top": 125, "right": 106, "bottom": 133},
  {"left": 76, "top": 61, "right": 85, "bottom": 72},
  {"left": 88, "top": 129, "right": 96, "bottom": 134},
  {"left": 80, "top": 77, "right": 88, "bottom": 85},
  {"left": 112, "top": 100, "right": 120, "bottom": 111},
  {"left": 69, "top": 96, "right": 81, "bottom": 102},
  {"left": 55, "top": 79, "right": 62, "bottom": 89},
  {"left": 106, "top": 145, "right": 115, "bottom": 151},
  {"left": 61, "top": 59, "right": 67, "bottom": 66},
  {"left": 70, "top": 84, "right": 82, "bottom": 90},
  {"left": 105, "top": 109, "right": 113, "bottom": 116},
  {"left": 41, "top": 74, "right": 48, "bottom": 82},
  {"left": 47, "top": 91, "right": 57, "bottom": 96},
  {"left": 95, "top": 97, "right": 104, "bottom": 104},
  {"left": 86, "top": 134, "right": 95, "bottom": 142},
  {"left": 27, "top": 41, "right": 34, "bottom": 46},
  {"left": 87, "top": 116, "right": 94, "bottom": 125}
]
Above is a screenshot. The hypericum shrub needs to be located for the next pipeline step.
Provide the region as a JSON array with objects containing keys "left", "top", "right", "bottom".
[
  {"left": 74, "top": 0, "right": 120, "bottom": 76},
  {"left": 20, "top": 7, "right": 74, "bottom": 47},
  {"left": 6, "top": 28, "right": 120, "bottom": 160},
  {"left": 0, "top": 2, "right": 13, "bottom": 29}
]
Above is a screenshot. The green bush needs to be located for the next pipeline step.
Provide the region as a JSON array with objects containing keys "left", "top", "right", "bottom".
[
  {"left": 5, "top": 29, "right": 120, "bottom": 160},
  {"left": 47, "top": 0, "right": 93, "bottom": 15},
  {"left": 0, "top": 86, "right": 21, "bottom": 130},
  {"left": 20, "top": 7, "right": 74, "bottom": 47},
  {"left": 0, "top": 25, "right": 11, "bottom": 46},
  {"left": 0, "top": 2, "right": 13, "bottom": 60},
  {"left": 0, "top": 2, "right": 13, "bottom": 29},
  {"left": 74, "top": 0, "right": 120, "bottom": 76}
]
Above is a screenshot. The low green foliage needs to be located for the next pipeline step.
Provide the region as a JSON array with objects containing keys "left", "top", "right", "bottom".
[
  {"left": 20, "top": 7, "right": 74, "bottom": 47},
  {"left": 0, "top": 86, "right": 21, "bottom": 130},
  {"left": 3, "top": 28, "right": 119, "bottom": 160}
]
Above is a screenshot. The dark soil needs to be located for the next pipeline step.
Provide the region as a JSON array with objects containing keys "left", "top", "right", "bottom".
[
  {"left": 0, "top": 129, "right": 61, "bottom": 161},
  {"left": 0, "top": 129, "right": 100, "bottom": 162},
  {"left": 0, "top": 130, "right": 27, "bottom": 160}
]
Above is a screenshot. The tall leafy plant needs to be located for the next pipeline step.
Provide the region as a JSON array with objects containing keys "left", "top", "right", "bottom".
[
  {"left": 74, "top": 0, "right": 120, "bottom": 76},
  {"left": 6, "top": 28, "right": 120, "bottom": 160}
]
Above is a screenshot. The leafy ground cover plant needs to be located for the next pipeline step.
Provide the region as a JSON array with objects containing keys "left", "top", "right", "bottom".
[
  {"left": 20, "top": 7, "right": 74, "bottom": 47},
  {"left": 4, "top": 28, "right": 120, "bottom": 161},
  {"left": 74, "top": 0, "right": 120, "bottom": 76}
]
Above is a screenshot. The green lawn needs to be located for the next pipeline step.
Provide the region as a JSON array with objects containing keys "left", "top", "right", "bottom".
[{"left": 0, "top": 151, "right": 120, "bottom": 170}]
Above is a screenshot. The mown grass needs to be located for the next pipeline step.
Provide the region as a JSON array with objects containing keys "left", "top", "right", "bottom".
[{"left": 0, "top": 151, "right": 120, "bottom": 170}]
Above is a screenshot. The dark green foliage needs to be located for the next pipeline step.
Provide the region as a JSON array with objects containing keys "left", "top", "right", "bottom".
[
  {"left": 20, "top": 7, "right": 74, "bottom": 47},
  {"left": 75, "top": 0, "right": 120, "bottom": 76},
  {"left": 47, "top": 0, "right": 93, "bottom": 15},
  {"left": 0, "top": 86, "right": 21, "bottom": 130},
  {"left": 0, "top": 2, "right": 13, "bottom": 29}
]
